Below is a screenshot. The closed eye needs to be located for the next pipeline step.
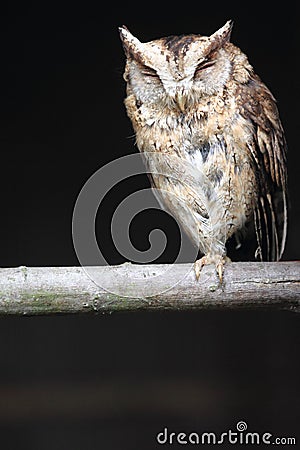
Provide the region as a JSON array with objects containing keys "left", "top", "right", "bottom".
[
  {"left": 140, "top": 65, "right": 160, "bottom": 78},
  {"left": 195, "top": 59, "right": 216, "bottom": 75}
]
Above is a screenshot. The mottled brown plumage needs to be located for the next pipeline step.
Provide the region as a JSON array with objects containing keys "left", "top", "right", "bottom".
[{"left": 119, "top": 21, "right": 288, "bottom": 280}]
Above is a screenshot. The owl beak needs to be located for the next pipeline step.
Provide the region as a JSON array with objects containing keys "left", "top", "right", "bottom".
[{"left": 175, "top": 91, "right": 187, "bottom": 112}]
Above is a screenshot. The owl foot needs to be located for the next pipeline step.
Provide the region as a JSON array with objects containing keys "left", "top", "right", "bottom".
[{"left": 194, "top": 255, "right": 231, "bottom": 283}]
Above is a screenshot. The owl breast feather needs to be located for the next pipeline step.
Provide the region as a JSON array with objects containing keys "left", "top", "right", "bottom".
[{"left": 140, "top": 128, "right": 256, "bottom": 258}]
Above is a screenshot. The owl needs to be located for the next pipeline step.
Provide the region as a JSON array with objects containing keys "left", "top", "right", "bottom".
[{"left": 119, "top": 21, "right": 288, "bottom": 281}]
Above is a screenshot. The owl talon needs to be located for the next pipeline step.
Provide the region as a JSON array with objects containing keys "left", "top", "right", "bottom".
[
  {"left": 215, "top": 256, "right": 231, "bottom": 284},
  {"left": 217, "top": 262, "right": 224, "bottom": 283},
  {"left": 194, "top": 257, "right": 206, "bottom": 280},
  {"left": 194, "top": 255, "right": 230, "bottom": 283}
]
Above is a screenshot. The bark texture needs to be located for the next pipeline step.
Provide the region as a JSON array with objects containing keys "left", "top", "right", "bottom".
[{"left": 0, "top": 262, "right": 299, "bottom": 315}]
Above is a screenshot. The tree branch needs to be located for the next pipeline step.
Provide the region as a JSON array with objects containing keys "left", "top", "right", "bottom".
[{"left": 0, "top": 262, "right": 299, "bottom": 315}]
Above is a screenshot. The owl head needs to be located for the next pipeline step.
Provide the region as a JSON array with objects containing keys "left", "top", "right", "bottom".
[{"left": 119, "top": 21, "right": 240, "bottom": 111}]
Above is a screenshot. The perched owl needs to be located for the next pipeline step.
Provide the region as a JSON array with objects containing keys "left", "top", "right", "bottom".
[{"left": 119, "top": 21, "right": 288, "bottom": 281}]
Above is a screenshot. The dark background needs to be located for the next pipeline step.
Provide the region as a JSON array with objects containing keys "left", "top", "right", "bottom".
[{"left": 0, "top": 1, "right": 299, "bottom": 449}]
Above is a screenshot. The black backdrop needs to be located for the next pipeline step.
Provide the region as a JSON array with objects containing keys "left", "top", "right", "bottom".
[{"left": 0, "top": 2, "right": 299, "bottom": 449}]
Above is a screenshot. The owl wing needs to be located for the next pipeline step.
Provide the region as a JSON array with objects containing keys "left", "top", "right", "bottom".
[{"left": 237, "top": 75, "right": 288, "bottom": 261}]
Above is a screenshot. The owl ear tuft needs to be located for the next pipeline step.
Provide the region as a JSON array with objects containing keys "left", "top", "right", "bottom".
[
  {"left": 209, "top": 20, "right": 234, "bottom": 49},
  {"left": 119, "top": 26, "right": 143, "bottom": 58}
]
